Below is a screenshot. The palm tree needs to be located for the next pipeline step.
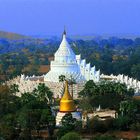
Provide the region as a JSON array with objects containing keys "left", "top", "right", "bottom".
[
  {"left": 10, "top": 84, "right": 19, "bottom": 95},
  {"left": 120, "top": 101, "right": 127, "bottom": 117},
  {"left": 114, "top": 82, "right": 127, "bottom": 98},
  {"left": 33, "top": 83, "right": 53, "bottom": 104},
  {"left": 59, "top": 75, "right": 66, "bottom": 82},
  {"left": 59, "top": 75, "right": 66, "bottom": 96},
  {"left": 119, "top": 100, "right": 137, "bottom": 118},
  {"left": 79, "top": 80, "right": 98, "bottom": 98},
  {"left": 68, "top": 75, "right": 76, "bottom": 98},
  {"left": 20, "top": 92, "right": 36, "bottom": 104}
]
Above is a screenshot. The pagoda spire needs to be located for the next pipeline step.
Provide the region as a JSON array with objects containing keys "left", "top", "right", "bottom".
[
  {"left": 61, "top": 80, "right": 72, "bottom": 100},
  {"left": 63, "top": 26, "right": 66, "bottom": 35},
  {"left": 59, "top": 80, "right": 76, "bottom": 112}
]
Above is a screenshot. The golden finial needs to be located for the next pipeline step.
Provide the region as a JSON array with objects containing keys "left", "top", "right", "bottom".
[
  {"left": 61, "top": 80, "right": 72, "bottom": 100},
  {"left": 60, "top": 80, "right": 76, "bottom": 112}
]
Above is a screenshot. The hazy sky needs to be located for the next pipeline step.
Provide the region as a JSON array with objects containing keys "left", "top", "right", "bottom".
[{"left": 0, "top": 0, "right": 140, "bottom": 36}]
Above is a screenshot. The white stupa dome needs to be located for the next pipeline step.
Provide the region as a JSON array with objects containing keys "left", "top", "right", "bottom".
[
  {"left": 54, "top": 31, "right": 76, "bottom": 63},
  {"left": 44, "top": 30, "right": 85, "bottom": 83}
]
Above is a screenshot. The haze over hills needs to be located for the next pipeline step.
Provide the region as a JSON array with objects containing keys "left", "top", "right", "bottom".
[
  {"left": 31, "top": 33, "right": 140, "bottom": 40},
  {"left": 0, "top": 31, "right": 30, "bottom": 40},
  {"left": 1, "top": 30, "right": 140, "bottom": 54},
  {"left": 0, "top": 30, "right": 140, "bottom": 41}
]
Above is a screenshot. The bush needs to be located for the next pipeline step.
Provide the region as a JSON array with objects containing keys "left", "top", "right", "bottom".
[
  {"left": 133, "top": 136, "right": 140, "bottom": 140},
  {"left": 60, "top": 132, "right": 81, "bottom": 140},
  {"left": 113, "top": 116, "right": 131, "bottom": 130},
  {"left": 0, "top": 124, "right": 15, "bottom": 140},
  {"left": 57, "top": 113, "right": 81, "bottom": 139},
  {"left": 88, "top": 117, "right": 113, "bottom": 133},
  {"left": 130, "top": 123, "right": 140, "bottom": 131}
]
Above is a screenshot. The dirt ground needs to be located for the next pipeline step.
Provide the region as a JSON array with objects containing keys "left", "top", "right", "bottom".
[{"left": 81, "top": 131, "right": 140, "bottom": 140}]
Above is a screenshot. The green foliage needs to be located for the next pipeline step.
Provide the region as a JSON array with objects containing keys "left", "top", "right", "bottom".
[
  {"left": 0, "top": 85, "right": 21, "bottom": 116},
  {"left": 119, "top": 100, "right": 137, "bottom": 118},
  {"left": 2, "top": 37, "right": 140, "bottom": 82},
  {"left": 20, "top": 92, "right": 36, "bottom": 105},
  {"left": 0, "top": 124, "right": 16, "bottom": 140},
  {"left": 134, "top": 136, "right": 140, "bottom": 140},
  {"left": 33, "top": 83, "right": 53, "bottom": 104},
  {"left": 79, "top": 98, "right": 93, "bottom": 112},
  {"left": 59, "top": 75, "right": 66, "bottom": 82},
  {"left": 59, "top": 75, "right": 66, "bottom": 96},
  {"left": 131, "top": 64, "right": 140, "bottom": 79},
  {"left": 57, "top": 113, "right": 81, "bottom": 139},
  {"left": 10, "top": 84, "right": 19, "bottom": 95},
  {"left": 79, "top": 80, "right": 134, "bottom": 110},
  {"left": 79, "top": 80, "right": 138, "bottom": 132},
  {"left": 79, "top": 80, "right": 98, "bottom": 97},
  {"left": 133, "top": 99, "right": 140, "bottom": 114},
  {"left": 88, "top": 117, "right": 113, "bottom": 133},
  {"left": 0, "top": 84, "right": 55, "bottom": 139},
  {"left": 61, "top": 113, "right": 77, "bottom": 130},
  {"left": 60, "top": 132, "right": 81, "bottom": 140},
  {"left": 113, "top": 116, "right": 131, "bottom": 130},
  {"left": 18, "top": 128, "right": 31, "bottom": 140},
  {"left": 130, "top": 122, "right": 140, "bottom": 131}
]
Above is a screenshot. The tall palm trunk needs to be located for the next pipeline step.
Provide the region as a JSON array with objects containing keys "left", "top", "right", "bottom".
[{"left": 71, "top": 84, "right": 73, "bottom": 98}]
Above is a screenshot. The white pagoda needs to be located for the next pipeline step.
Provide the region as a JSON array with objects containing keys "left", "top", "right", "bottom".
[
  {"left": 44, "top": 30, "right": 100, "bottom": 83},
  {"left": 8, "top": 30, "right": 140, "bottom": 97}
]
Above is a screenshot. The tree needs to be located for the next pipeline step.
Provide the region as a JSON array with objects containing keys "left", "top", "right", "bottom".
[
  {"left": 16, "top": 84, "right": 55, "bottom": 138},
  {"left": 79, "top": 98, "right": 93, "bottom": 112},
  {"left": 59, "top": 75, "right": 66, "bottom": 97},
  {"left": 20, "top": 92, "right": 36, "bottom": 105},
  {"left": 88, "top": 116, "right": 112, "bottom": 133},
  {"left": 57, "top": 113, "right": 78, "bottom": 139},
  {"left": 68, "top": 75, "right": 76, "bottom": 98},
  {"left": 119, "top": 100, "right": 137, "bottom": 119},
  {"left": 60, "top": 132, "right": 81, "bottom": 140},
  {"left": 79, "top": 80, "right": 98, "bottom": 98},
  {"left": 33, "top": 83, "right": 53, "bottom": 104},
  {"left": 113, "top": 116, "right": 131, "bottom": 130},
  {"left": 131, "top": 64, "right": 140, "bottom": 79},
  {"left": 61, "top": 113, "right": 77, "bottom": 130},
  {"left": 79, "top": 81, "right": 135, "bottom": 110},
  {"left": 10, "top": 84, "right": 19, "bottom": 95},
  {"left": 40, "top": 108, "right": 56, "bottom": 136},
  {"left": 17, "top": 100, "right": 55, "bottom": 138},
  {"left": 59, "top": 75, "right": 66, "bottom": 83},
  {"left": 0, "top": 85, "right": 21, "bottom": 139},
  {"left": 113, "top": 82, "right": 127, "bottom": 98},
  {"left": 0, "top": 84, "right": 20, "bottom": 116}
]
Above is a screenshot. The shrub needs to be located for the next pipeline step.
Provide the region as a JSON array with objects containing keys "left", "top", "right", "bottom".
[
  {"left": 113, "top": 116, "right": 131, "bottom": 130},
  {"left": 88, "top": 117, "right": 113, "bottom": 133},
  {"left": 60, "top": 132, "right": 81, "bottom": 140},
  {"left": 133, "top": 136, "right": 140, "bottom": 140},
  {"left": 130, "top": 122, "right": 140, "bottom": 131}
]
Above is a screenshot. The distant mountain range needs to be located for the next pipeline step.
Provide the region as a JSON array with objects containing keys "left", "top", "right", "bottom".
[
  {"left": 1, "top": 30, "right": 140, "bottom": 55},
  {"left": 0, "top": 30, "right": 140, "bottom": 40},
  {"left": 32, "top": 33, "right": 140, "bottom": 40},
  {"left": 0, "top": 31, "right": 30, "bottom": 40}
]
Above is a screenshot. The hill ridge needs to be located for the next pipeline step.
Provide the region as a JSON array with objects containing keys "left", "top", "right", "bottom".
[{"left": 0, "top": 30, "right": 30, "bottom": 40}]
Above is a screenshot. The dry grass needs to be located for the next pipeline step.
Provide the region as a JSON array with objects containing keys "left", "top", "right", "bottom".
[{"left": 39, "top": 65, "right": 50, "bottom": 73}]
